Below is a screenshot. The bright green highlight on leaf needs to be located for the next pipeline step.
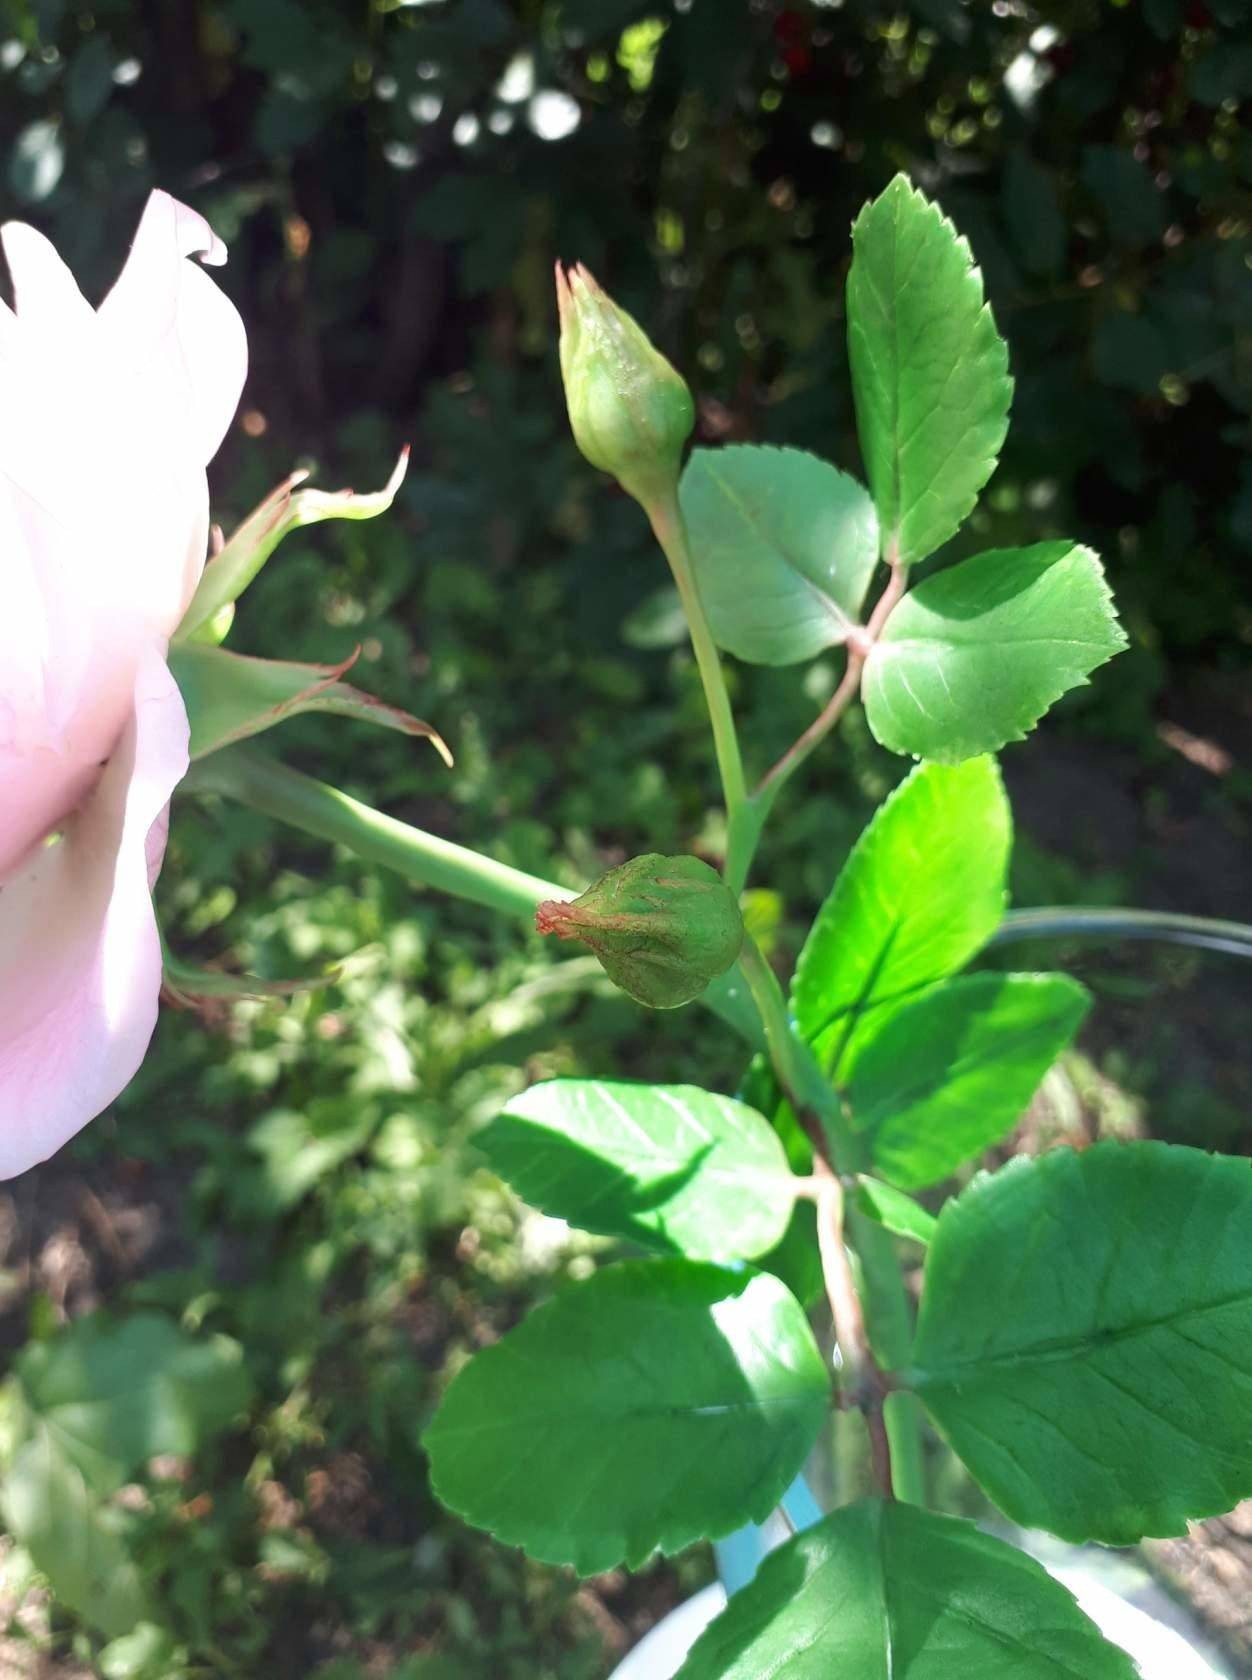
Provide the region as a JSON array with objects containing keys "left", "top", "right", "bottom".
[
  {"left": 863, "top": 541, "right": 1126, "bottom": 763},
  {"left": 680, "top": 445, "right": 879, "bottom": 665},
  {"left": 854, "top": 1178, "right": 937, "bottom": 1247},
  {"left": 911, "top": 1142, "right": 1252, "bottom": 1544},
  {"left": 169, "top": 642, "right": 451, "bottom": 764},
  {"left": 674, "top": 1498, "right": 1137, "bottom": 1679},
  {"left": 845, "top": 972, "right": 1090, "bottom": 1190},
  {"left": 847, "top": 174, "right": 1012, "bottom": 568},
  {"left": 792, "top": 757, "right": 1010, "bottom": 1076},
  {"left": 479, "top": 1079, "right": 795, "bottom": 1261},
  {"left": 423, "top": 1259, "right": 829, "bottom": 1574}
]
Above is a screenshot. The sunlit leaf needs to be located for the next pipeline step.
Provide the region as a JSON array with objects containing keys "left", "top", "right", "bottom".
[
  {"left": 853, "top": 1178, "right": 936, "bottom": 1247},
  {"left": 424, "top": 1259, "right": 829, "bottom": 1573},
  {"left": 479, "top": 1079, "right": 795, "bottom": 1260},
  {"left": 847, "top": 175, "right": 1012, "bottom": 568},
  {"left": 792, "top": 758, "right": 1010, "bottom": 1077},
  {"left": 681, "top": 446, "right": 879, "bottom": 665},
  {"left": 863, "top": 542, "right": 1126, "bottom": 762},
  {"left": 846, "top": 973, "right": 1090, "bottom": 1189},
  {"left": 675, "top": 1499, "right": 1136, "bottom": 1679},
  {"left": 912, "top": 1142, "right": 1252, "bottom": 1543}
]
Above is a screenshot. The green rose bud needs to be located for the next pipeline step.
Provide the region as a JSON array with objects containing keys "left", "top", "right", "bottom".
[
  {"left": 536, "top": 853, "right": 743, "bottom": 1010},
  {"left": 555, "top": 263, "right": 695, "bottom": 513}
]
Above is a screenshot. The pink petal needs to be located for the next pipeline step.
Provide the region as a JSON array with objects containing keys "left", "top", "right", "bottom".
[
  {"left": 0, "top": 651, "right": 189, "bottom": 1179},
  {"left": 98, "top": 189, "right": 247, "bottom": 467},
  {"left": 0, "top": 221, "right": 94, "bottom": 337}
]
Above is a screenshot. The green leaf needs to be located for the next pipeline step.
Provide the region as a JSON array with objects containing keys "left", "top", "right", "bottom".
[
  {"left": 237, "top": 1104, "right": 378, "bottom": 1216},
  {"left": 13, "top": 1312, "right": 253, "bottom": 1493},
  {"left": 863, "top": 542, "right": 1127, "bottom": 763},
  {"left": 854, "top": 1178, "right": 936, "bottom": 1247},
  {"left": 674, "top": 1498, "right": 1137, "bottom": 1679},
  {"left": 479, "top": 1079, "right": 795, "bottom": 1261},
  {"left": 680, "top": 446, "right": 879, "bottom": 665},
  {"left": 847, "top": 174, "right": 1012, "bottom": 568},
  {"left": 911, "top": 1142, "right": 1252, "bottom": 1544},
  {"left": 97, "top": 1623, "right": 182, "bottom": 1680},
  {"left": 176, "top": 451, "right": 409, "bottom": 642},
  {"left": 169, "top": 642, "right": 451, "bottom": 765},
  {"left": 792, "top": 758, "right": 1010, "bottom": 1077},
  {"left": 845, "top": 973, "right": 1090, "bottom": 1190},
  {"left": 424, "top": 1259, "right": 829, "bottom": 1572},
  {"left": 1, "top": 1434, "right": 151, "bottom": 1638}
]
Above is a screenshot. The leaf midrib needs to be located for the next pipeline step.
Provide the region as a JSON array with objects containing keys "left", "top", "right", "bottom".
[{"left": 912, "top": 1281, "right": 1252, "bottom": 1386}]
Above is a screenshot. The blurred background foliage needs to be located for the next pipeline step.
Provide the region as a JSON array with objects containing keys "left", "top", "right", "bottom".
[{"left": 0, "top": 0, "right": 1250, "bottom": 1675}]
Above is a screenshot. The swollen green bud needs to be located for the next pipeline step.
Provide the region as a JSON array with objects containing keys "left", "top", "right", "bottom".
[
  {"left": 555, "top": 263, "right": 695, "bottom": 512},
  {"left": 536, "top": 854, "right": 743, "bottom": 1010}
]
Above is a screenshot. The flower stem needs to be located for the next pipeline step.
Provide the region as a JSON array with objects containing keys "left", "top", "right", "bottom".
[
  {"left": 736, "top": 938, "right": 859, "bottom": 1166},
  {"left": 189, "top": 745, "right": 571, "bottom": 922},
  {"left": 756, "top": 559, "right": 907, "bottom": 806},
  {"left": 736, "top": 937, "right": 914, "bottom": 1501},
  {"left": 648, "top": 489, "right": 750, "bottom": 866}
]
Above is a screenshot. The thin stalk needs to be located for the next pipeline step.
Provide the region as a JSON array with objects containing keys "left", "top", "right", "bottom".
[
  {"left": 190, "top": 745, "right": 571, "bottom": 921},
  {"left": 814, "top": 1164, "right": 894, "bottom": 1498},
  {"left": 737, "top": 937, "right": 911, "bottom": 1502},
  {"left": 849, "top": 1210, "right": 927, "bottom": 1507},
  {"left": 648, "top": 488, "right": 749, "bottom": 851},
  {"left": 993, "top": 905, "right": 1252, "bottom": 960},
  {"left": 746, "top": 558, "right": 908, "bottom": 878},
  {"left": 736, "top": 938, "right": 859, "bottom": 1166}
]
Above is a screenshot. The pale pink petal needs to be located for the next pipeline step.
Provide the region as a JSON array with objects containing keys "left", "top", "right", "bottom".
[
  {"left": 98, "top": 188, "right": 247, "bottom": 466},
  {"left": 0, "top": 221, "right": 94, "bottom": 335},
  {"left": 0, "top": 651, "right": 188, "bottom": 1179}
]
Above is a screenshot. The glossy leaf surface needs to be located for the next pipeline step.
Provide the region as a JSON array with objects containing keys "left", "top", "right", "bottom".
[
  {"left": 912, "top": 1142, "right": 1252, "bottom": 1543},
  {"left": 479, "top": 1079, "right": 794, "bottom": 1260},
  {"left": 847, "top": 174, "right": 1012, "bottom": 568},
  {"left": 681, "top": 445, "right": 879, "bottom": 664},
  {"left": 854, "top": 1178, "right": 937, "bottom": 1247},
  {"left": 846, "top": 973, "right": 1090, "bottom": 1189},
  {"left": 675, "top": 1499, "right": 1137, "bottom": 1679},
  {"left": 863, "top": 542, "right": 1126, "bottom": 762},
  {"left": 792, "top": 757, "right": 1010, "bottom": 1077},
  {"left": 424, "top": 1260, "right": 829, "bottom": 1573}
]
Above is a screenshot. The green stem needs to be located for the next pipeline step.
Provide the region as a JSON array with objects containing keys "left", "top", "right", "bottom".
[
  {"left": 737, "top": 935, "right": 926, "bottom": 1504},
  {"left": 993, "top": 906, "right": 1252, "bottom": 959},
  {"left": 190, "top": 746, "right": 571, "bottom": 921},
  {"left": 648, "top": 489, "right": 750, "bottom": 870},
  {"left": 849, "top": 1211, "right": 927, "bottom": 1507},
  {"left": 736, "top": 939, "right": 859, "bottom": 1166}
]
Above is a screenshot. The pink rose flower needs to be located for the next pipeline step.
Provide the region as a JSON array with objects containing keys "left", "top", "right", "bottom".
[{"left": 0, "top": 191, "right": 247, "bottom": 1176}]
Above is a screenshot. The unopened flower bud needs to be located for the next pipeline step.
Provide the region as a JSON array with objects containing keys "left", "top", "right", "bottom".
[
  {"left": 536, "top": 853, "right": 743, "bottom": 1010},
  {"left": 555, "top": 263, "right": 695, "bottom": 513}
]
